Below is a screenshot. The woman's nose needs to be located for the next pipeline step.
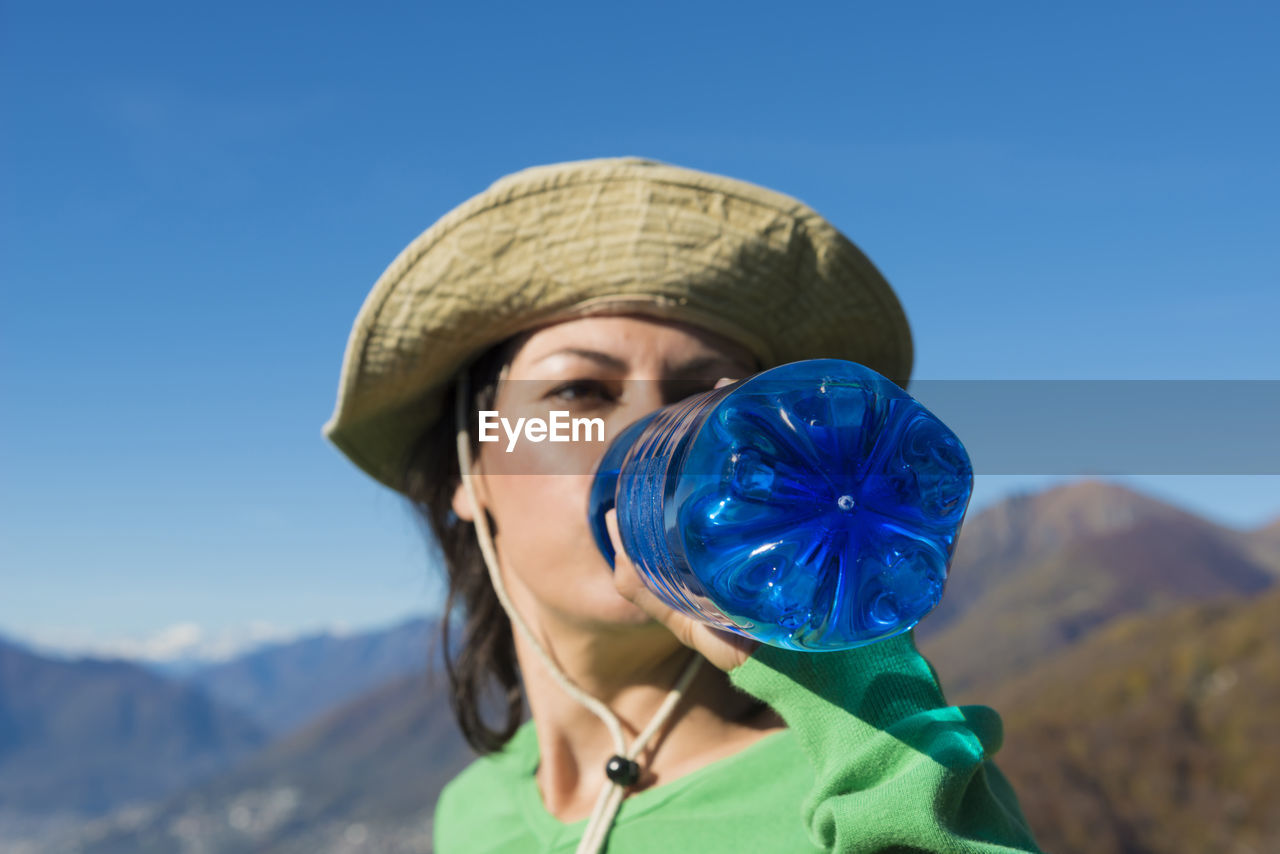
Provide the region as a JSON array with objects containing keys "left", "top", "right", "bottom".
[
  {"left": 620, "top": 383, "right": 668, "bottom": 420},
  {"left": 617, "top": 376, "right": 739, "bottom": 425},
  {"left": 658, "top": 376, "right": 739, "bottom": 406}
]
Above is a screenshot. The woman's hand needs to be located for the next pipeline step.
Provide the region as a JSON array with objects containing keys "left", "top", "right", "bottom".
[
  {"left": 604, "top": 508, "right": 761, "bottom": 673},
  {"left": 603, "top": 376, "right": 761, "bottom": 674}
]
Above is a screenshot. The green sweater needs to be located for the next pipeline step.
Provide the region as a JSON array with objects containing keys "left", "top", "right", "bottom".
[{"left": 432, "top": 631, "right": 1043, "bottom": 852}]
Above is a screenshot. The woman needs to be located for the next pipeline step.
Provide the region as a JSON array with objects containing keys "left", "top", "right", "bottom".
[{"left": 323, "top": 157, "right": 1042, "bottom": 853}]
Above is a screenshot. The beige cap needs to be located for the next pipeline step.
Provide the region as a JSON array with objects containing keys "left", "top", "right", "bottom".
[{"left": 322, "top": 156, "right": 913, "bottom": 492}]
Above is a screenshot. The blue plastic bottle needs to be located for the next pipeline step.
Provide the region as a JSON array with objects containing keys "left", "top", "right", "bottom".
[{"left": 587, "top": 359, "right": 973, "bottom": 652}]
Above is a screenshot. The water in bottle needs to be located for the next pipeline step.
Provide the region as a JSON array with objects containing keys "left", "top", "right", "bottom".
[{"left": 587, "top": 359, "right": 972, "bottom": 652}]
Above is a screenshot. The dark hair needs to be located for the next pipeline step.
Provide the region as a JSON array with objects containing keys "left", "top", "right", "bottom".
[
  {"left": 401, "top": 335, "right": 771, "bottom": 755},
  {"left": 401, "top": 339, "right": 524, "bottom": 755}
]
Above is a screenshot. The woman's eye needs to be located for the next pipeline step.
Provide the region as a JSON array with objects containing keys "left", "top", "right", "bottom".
[{"left": 548, "top": 380, "right": 616, "bottom": 403}]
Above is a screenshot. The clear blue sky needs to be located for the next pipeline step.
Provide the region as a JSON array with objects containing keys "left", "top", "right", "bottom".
[{"left": 3, "top": 2, "right": 1277, "bottom": 660}]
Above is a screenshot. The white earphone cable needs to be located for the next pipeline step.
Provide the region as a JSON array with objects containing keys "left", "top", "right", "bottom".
[{"left": 454, "top": 365, "right": 702, "bottom": 854}]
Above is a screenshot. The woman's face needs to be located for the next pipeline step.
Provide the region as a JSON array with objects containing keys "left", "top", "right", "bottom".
[{"left": 452, "top": 314, "right": 758, "bottom": 637}]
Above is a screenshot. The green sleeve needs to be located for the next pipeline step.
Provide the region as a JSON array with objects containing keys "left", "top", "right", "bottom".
[{"left": 728, "top": 631, "right": 1043, "bottom": 853}]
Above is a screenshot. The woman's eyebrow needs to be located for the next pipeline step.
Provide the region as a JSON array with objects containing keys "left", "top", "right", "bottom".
[
  {"left": 531, "top": 349, "right": 751, "bottom": 375},
  {"left": 532, "top": 348, "right": 628, "bottom": 371}
]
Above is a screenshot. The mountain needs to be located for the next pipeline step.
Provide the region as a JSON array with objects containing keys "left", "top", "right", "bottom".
[
  {"left": 76, "top": 666, "right": 482, "bottom": 854},
  {"left": 187, "top": 616, "right": 441, "bottom": 735},
  {"left": 6, "top": 479, "right": 1272, "bottom": 852},
  {"left": 1242, "top": 517, "right": 1280, "bottom": 577},
  {"left": 0, "top": 638, "right": 267, "bottom": 817},
  {"left": 917, "top": 479, "right": 1207, "bottom": 637},
  {"left": 986, "top": 587, "right": 1280, "bottom": 854},
  {"left": 918, "top": 511, "right": 1273, "bottom": 698}
]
